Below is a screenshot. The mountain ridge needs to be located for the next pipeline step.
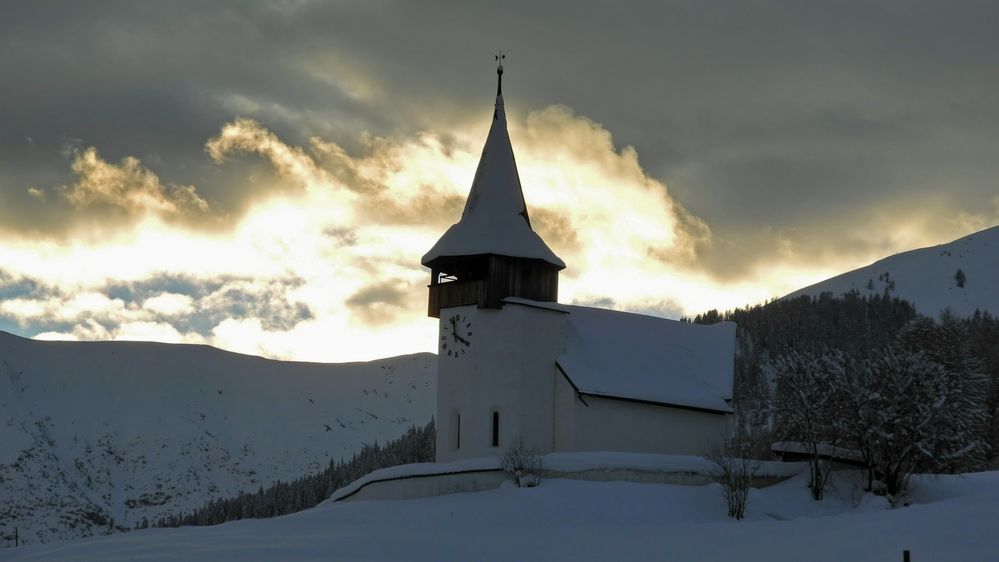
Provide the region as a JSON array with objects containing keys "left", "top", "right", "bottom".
[
  {"left": 0, "top": 330, "right": 435, "bottom": 545},
  {"left": 786, "top": 224, "right": 999, "bottom": 317}
]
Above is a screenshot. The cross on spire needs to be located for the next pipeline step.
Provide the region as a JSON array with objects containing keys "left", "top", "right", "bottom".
[{"left": 495, "top": 52, "right": 505, "bottom": 96}]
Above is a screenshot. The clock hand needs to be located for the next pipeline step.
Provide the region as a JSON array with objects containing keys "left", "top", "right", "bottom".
[{"left": 455, "top": 334, "right": 470, "bottom": 346}]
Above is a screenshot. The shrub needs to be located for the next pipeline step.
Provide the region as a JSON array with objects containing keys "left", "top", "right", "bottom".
[
  {"left": 500, "top": 438, "right": 544, "bottom": 488},
  {"left": 707, "top": 437, "right": 760, "bottom": 519}
]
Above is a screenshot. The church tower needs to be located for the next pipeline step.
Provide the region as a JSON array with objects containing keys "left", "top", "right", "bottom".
[
  {"left": 423, "top": 59, "right": 568, "bottom": 462},
  {"left": 423, "top": 61, "right": 736, "bottom": 465},
  {"left": 422, "top": 58, "right": 565, "bottom": 318}
]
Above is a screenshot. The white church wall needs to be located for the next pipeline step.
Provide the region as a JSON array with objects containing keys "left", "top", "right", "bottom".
[
  {"left": 570, "top": 395, "right": 729, "bottom": 456},
  {"left": 552, "top": 370, "right": 578, "bottom": 451},
  {"left": 435, "top": 303, "right": 567, "bottom": 462}
]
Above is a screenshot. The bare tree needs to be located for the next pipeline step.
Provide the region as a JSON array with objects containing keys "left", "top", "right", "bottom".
[
  {"left": 706, "top": 437, "right": 761, "bottom": 519},
  {"left": 500, "top": 437, "right": 544, "bottom": 488},
  {"left": 774, "top": 349, "right": 846, "bottom": 500}
]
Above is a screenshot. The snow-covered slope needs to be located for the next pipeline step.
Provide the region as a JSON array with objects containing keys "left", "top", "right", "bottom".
[
  {"left": 4, "top": 469, "right": 998, "bottom": 561},
  {"left": 0, "top": 331, "right": 435, "bottom": 545},
  {"left": 787, "top": 225, "right": 999, "bottom": 318}
]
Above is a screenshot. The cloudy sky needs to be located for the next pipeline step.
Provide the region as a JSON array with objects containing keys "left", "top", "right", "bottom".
[{"left": 1, "top": 1, "right": 997, "bottom": 361}]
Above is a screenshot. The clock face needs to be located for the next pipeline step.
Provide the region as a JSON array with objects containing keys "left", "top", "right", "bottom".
[{"left": 441, "top": 313, "right": 473, "bottom": 358}]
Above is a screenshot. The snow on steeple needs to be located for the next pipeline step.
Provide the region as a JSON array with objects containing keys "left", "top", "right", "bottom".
[{"left": 422, "top": 59, "right": 565, "bottom": 269}]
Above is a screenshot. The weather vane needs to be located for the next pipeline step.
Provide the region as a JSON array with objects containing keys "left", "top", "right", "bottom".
[{"left": 495, "top": 52, "right": 505, "bottom": 96}]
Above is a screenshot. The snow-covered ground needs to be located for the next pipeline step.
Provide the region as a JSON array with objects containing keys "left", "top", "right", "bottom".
[
  {"left": 0, "top": 331, "right": 435, "bottom": 544},
  {"left": 3, "top": 469, "right": 996, "bottom": 561},
  {"left": 787, "top": 224, "right": 999, "bottom": 318}
]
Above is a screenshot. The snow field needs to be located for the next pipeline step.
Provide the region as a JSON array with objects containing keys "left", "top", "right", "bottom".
[{"left": 4, "top": 469, "right": 998, "bottom": 562}]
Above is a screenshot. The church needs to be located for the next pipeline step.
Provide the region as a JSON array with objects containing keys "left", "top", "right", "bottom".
[{"left": 422, "top": 62, "right": 736, "bottom": 463}]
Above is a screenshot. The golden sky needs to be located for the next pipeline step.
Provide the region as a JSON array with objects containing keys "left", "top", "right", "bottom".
[{"left": 1, "top": 2, "right": 998, "bottom": 361}]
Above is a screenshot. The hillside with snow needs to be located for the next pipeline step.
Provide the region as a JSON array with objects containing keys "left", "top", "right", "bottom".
[
  {"left": 786, "top": 225, "right": 999, "bottom": 318},
  {"left": 0, "top": 331, "right": 435, "bottom": 545},
  {"left": 3, "top": 466, "right": 998, "bottom": 561}
]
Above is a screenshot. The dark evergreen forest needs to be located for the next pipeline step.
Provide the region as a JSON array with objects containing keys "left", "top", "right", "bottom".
[
  {"left": 151, "top": 420, "right": 435, "bottom": 529},
  {"left": 691, "top": 292, "right": 999, "bottom": 469}
]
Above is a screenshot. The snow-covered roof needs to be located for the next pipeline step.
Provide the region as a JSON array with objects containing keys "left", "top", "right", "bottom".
[
  {"left": 422, "top": 95, "right": 565, "bottom": 269},
  {"left": 506, "top": 298, "right": 736, "bottom": 413}
]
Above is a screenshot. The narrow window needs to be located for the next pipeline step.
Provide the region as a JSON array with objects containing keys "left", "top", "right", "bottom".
[
  {"left": 491, "top": 411, "right": 500, "bottom": 447},
  {"left": 451, "top": 409, "right": 461, "bottom": 450}
]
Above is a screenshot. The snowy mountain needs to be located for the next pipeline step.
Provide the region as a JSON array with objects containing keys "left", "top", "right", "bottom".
[
  {"left": 786, "top": 225, "right": 999, "bottom": 318},
  {"left": 0, "top": 331, "right": 435, "bottom": 546}
]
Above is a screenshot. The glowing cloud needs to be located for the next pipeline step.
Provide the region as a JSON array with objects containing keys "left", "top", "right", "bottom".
[
  {"left": 2, "top": 105, "right": 995, "bottom": 362},
  {"left": 64, "top": 147, "right": 209, "bottom": 217},
  {"left": 207, "top": 118, "right": 332, "bottom": 192}
]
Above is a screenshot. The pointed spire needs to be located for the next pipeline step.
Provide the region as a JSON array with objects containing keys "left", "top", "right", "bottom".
[
  {"left": 421, "top": 59, "right": 565, "bottom": 269},
  {"left": 461, "top": 77, "right": 530, "bottom": 228}
]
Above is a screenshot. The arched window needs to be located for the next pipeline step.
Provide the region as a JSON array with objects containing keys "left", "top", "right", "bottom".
[{"left": 491, "top": 411, "right": 500, "bottom": 447}]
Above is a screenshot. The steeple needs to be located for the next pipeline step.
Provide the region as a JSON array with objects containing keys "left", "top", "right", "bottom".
[{"left": 422, "top": 60, "right": 564, "bottom": 318}]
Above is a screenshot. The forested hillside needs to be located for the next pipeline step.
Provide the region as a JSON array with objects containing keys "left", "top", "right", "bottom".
[
  {"left": 692, "top": 293, "right": 999, "bottom": 477},
  {"left": 154, "top": 421, "right": 435, "bottom": 528}
]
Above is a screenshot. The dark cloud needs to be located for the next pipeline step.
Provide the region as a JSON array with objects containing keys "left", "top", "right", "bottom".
[
  {"left": 570, "top": 296, "right": 616, "bottom": 309},
  {"left": 323, "top": 227, "right": 358, "bottom": 247},
  {"left": 630, "top": 300, "right": 687, "bottom": 321},
  {"left": 0, "top": 270, "right": 44, "bottom": 301},
  {"left": 567, "top": 296, "right": 685, "bottom": 320},
  {"left": 0, "top": 270, "right": 313, "bottom": 337},
  {"left": 357, "top": 188, "right": 466, "bottom": 228},
  {"left": 201, "top": 281, "right": 314, "bottom": 332},
  {"left": 345, "top": 280, "right": 417, "bottom": 325},
  {"left": 531, "top": 208, "right": 580, "bottom": 252},
  {"left": 346, "top": 283, "right": 407, "bottom": 308},
  {"left": 105, "top": 275, "right": 225, "bottom": 304},
  {"left": 2, "top": 0, "right": 998, "bottom": 278}
]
